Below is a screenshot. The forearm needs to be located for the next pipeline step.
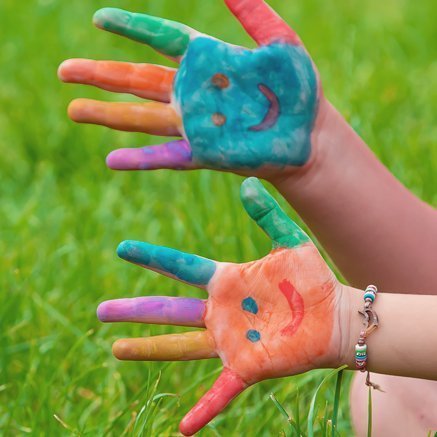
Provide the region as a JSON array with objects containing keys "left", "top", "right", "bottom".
[
  {"left": 338, "top": 285, "right": 437, "bottom": 380},
  {"left": 273, "top": 98, "right": 437, "bottom": 294}
]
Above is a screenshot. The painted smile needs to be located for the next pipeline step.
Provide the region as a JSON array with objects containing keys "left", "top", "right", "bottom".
[
  {"left": 278, "top": 279, "right": 304, "bottom": 336},
  {"left": 249, "top": 84, "right": 280, "bottom": 132}
]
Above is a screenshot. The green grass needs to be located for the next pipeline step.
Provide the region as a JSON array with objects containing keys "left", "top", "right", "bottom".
[{"left": 0, "top": 0, "right": 435, "bottom": 435}]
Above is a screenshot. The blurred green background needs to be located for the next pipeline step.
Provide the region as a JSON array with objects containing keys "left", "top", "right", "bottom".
[{"left": 0, "top": 0, "right": 436, "bottom": 435}]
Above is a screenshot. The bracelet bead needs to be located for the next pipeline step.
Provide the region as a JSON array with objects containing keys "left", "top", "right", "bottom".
[
  {"left": 355, "top": 344, "right": 367, "bottom": 363},
  {"left": 365, "top": 285, "right": 377, "bottom": 294},
  {"left": 355, "top": 344, "right": 367, "bottom": 353},
  {"left": 363, "top": 291, "right": 376, "bottom": 302}
]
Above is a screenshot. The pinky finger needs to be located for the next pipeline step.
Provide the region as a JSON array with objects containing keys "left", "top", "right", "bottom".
[
  {"left": 179, "top": 368, "right": 247, "bottom": 436},
  {"left": 106, "top": 140, "right": 196, "bottom": 170}
]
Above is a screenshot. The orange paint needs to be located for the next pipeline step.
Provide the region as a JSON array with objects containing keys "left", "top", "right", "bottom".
[
  {"left": 58, "top": 59, "right": 175, "bottom": 102},
  {"left": 68, "top": 99, "right": 181, "bottom": 136},
  {"left": 205, "top": 246, "right": 337, "bottom": 384},
  {"left": 112, "top": 331, "right": 217, "bottom": 361}
]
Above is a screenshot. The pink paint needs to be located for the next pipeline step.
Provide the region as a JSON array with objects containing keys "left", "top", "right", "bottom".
[
  {"left": 249, "top": 84, "right": 280, "bottom": 131},
  {"left": 179, "top": 368, "right": 247, "bottom": 436},
  {"left": 225, "top": 0, "right": 301, "bottom": 46},
  {"left": 106, "top": 139, "right": 192, "bottom": 170},
  {"left": 97, "top": 296, "right": 206, "bottom": 327},
  {"left": 278, "top": 279, "right": 304, "bottom": 336}
]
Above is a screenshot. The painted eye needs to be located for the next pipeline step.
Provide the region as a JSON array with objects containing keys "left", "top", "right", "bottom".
[
  {"left": 242, "top": 297, "right": 261, "bottom": 342},
  {"left": 212, "top": 113, "right": 226, "bottom": 126},
  {"left": 246, "top": 329, "right": 261, "bottom": 342},
  {"left": 241, "top": 297, "right": 258, "bottom": 314},
  {"left": 211, "top": 73, "right": 230, "bottom": 89}
]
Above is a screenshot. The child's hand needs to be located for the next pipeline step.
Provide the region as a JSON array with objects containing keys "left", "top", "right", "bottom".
[
  {"left": 59, "top": 1, "right": 322, "bottom": 180},
  {"left": 97, "top": 178, "right": 343, "bottom": 435}
]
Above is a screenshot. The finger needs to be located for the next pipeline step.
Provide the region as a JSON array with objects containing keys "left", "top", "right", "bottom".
[
  {"left": 224, "top": 0, "right": 301, "bottom": 46},
  {"left": 68, "top": 99, "right": 181, "bottom": 136},
  {"left": 179, "top": 368, "right": 247, "bottom": 436},
  {"left": 117, "top": 240, "right": 216, "bottom": 288},
  {"left": 97, "top": 296, "right": 206, "bottom": 328},
  {"left": 113, "top": 331, "right": 217, "bottom": 361},
  {"left": 58, "top": 59, "right": 176, "bottom": 103},
  {"left": 106, "top": 140, "right": 195, "bottom": 171},
  {"left": 240, "top": 177, "right": 310, "bottom": 248},
  {"left": 93, "top": 8, "right": 195, "bottom": 59}
]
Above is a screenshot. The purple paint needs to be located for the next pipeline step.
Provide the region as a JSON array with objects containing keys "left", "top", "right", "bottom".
[
  {"left": 97, "top": 296, "right": 206, "bottom": 327},
  {"left": 106, "top": 139, "right": 192, "bottom": 170},
  {"left": 249, "top": 84, "right": 280, "bottom": 132}
]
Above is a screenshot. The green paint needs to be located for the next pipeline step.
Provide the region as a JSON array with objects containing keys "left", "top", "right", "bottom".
[
  {"left": 240, "top": 178, "right": 310, "bottom": 249},
  {"left": 93, "top": 8, "right": 190, "bottom": 57}
]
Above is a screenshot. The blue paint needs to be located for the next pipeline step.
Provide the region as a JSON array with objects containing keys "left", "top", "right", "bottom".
[
  {"left": 246, "top": 329, "right": 261, "bottom": 342},
  {"left": 241, "top": 297, "right": 258, "bottom": 314},
  {"left": 174, "top": 37, "right": 318, "bottom": 170},
  {"left": 117, "top": 240, "right": 216, "bottom": 285}
]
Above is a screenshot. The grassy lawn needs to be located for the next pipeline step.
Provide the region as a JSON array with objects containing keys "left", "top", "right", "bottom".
[{"left": 0, "top": 0, "right": 435, "bottom": 435}]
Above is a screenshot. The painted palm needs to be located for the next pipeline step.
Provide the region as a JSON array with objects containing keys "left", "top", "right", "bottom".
[
  {"left": 97, "top": 178, "right": 341, "bottom": 435},
  {"left": 59, "top": 0, "right": 320, "bottom": 175}
]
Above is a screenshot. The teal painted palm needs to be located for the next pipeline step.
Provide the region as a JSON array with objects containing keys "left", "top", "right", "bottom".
[
  {"left": 174, "top": 37, "right": 317, "bottom": 169},
  {"left": 59, "top": 1, "right": 321, "bottom": 176}
]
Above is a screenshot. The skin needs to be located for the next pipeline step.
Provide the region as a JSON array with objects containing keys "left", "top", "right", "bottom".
[
  {"left": 98, "top": 178, "right": 343, "bottom": 436},
  {"left": 59, "top": 1, "right": 437, "bottom": 434}
]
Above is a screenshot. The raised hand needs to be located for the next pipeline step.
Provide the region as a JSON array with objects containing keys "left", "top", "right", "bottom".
[
  {"left": 97, "top": 178, "right": 343, "bottom": 435},
  {"left": 58, "top": 1, "right": 321, "bottom": 178}
]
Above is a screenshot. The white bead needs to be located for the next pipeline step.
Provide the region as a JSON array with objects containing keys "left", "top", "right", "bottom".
[{"left": 366, "top": 285, "right": 377, "bottom": 293}]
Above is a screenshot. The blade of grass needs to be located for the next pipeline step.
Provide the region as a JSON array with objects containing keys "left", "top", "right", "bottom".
[
  {"left": 321, "top": 401, "right": 329, "bottom": 436},
  {"left": 133, "top": 371, "right": 162, "bottom": 435},
  {"left": 269, "top": 392, "right": 299, "bottom": 436},
  {"left": 331, "top": 369, "right": 344, "bottom": 437},
  {"left": 294, "top": 387, "right": 301, "bottom": 435},
  {"left": 307, "top": 365, "right": 348, "bottom": 437}
]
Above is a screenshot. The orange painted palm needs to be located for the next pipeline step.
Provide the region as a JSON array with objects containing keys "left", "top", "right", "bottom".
[{"left": 97, "top": 178, "right": 343, "bottom": 435}]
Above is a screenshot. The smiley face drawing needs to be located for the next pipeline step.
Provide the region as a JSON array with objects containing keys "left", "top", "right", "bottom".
[
  {"left": 205, "top": 247, "right": 334, "bottom": 385},
  {"left": 59, "top": 0, "right": 320, "bottom": 175}
]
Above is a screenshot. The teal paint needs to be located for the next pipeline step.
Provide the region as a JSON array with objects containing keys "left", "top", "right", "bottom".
[
  {"left": 174, "top": 37, "right": 318, "bottom": 170},
  {"left": 117, "top": 240, "right": 216, "bottom": 285},
  {"left": 241, "top": 297, "right": 259, "bottom": 314},
  {"left": 246, "top": 329, "right": 261, "bottom": 342}
]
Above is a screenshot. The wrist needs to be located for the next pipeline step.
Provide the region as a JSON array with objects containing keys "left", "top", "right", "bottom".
[
  {"left": 270, "top": 98, "right": 361, "bottom": 200},
  {"left": 334, "top": 284, "right": 363, "bottom": 370},
  {"left": 317, "top": 283, "right": 359, "bottom": 370}
]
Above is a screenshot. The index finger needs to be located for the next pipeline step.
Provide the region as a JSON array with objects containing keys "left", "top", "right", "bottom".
[
  {"left": 117, "top": 240, "right": 217, "bottom": 289},
  {"left": 225, "top": 0, "right": 301, "bottom": 46},
  {"left": 240, "top": 177, "right": 310, "bottom": 249},
  {"left": 93, "top": 8, "right": 196, "bottom": 59}
]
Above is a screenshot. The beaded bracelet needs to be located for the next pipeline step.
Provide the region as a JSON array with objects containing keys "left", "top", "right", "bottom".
[{"left": 355, "top": 285, "right": 383, "bottom": 391}]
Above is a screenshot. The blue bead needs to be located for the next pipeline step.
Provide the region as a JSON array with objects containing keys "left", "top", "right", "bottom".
[{"left": 364, "top": 292, "right": 375, "bottom": 301}]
